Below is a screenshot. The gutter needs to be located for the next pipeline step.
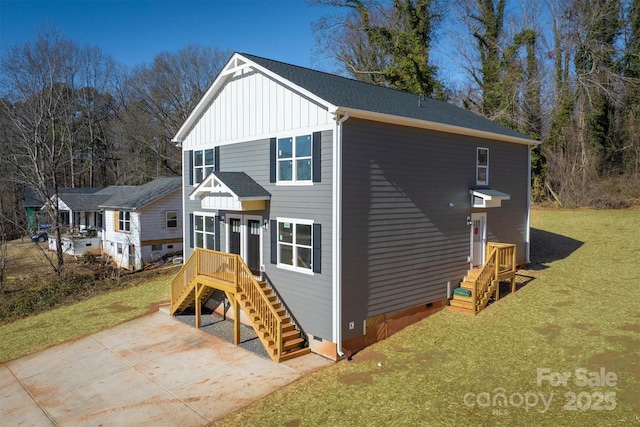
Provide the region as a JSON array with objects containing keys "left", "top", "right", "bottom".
[{"left": 333, "top": 111, "right": 349, "bottom": 358}]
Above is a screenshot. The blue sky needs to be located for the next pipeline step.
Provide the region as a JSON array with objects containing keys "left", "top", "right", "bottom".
[{"left": 0, "top": 0, "right": 337, "bottom": 70}]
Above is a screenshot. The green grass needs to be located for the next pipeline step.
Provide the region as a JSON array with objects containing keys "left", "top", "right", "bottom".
[
  {"left": 1, "top": 209, "right": 638, "bottom": 425},
  {"left": 0, "top": 273, "right": 170, "bottom": 363},
  {"left": 212, "top": 208, "right": 640, "bottom": 426}
]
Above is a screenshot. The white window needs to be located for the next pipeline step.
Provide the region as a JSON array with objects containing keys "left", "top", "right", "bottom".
[
  {"left": 278, "top": 135, "right": 312, "bottom": 183},
  {"left": 118, "top": 211, "right": 131, "bottom": 232},
  {"left": 194, "top": 214, "right": 215, "bottom": 249},
  {"left": 166, "top": 211, "right": 178, "bottom": 228},
  {"left": 117, "top": 243, "right": 123, "bottom": 254},
  {"left": 194, "top": 148, "right": 215, "bottom": 184},
  {"left": 277, "top": 219, "right": 313, "bottom": 273},
  {"left": 476, "top": 148, "right": 489, "bottom": 186}
]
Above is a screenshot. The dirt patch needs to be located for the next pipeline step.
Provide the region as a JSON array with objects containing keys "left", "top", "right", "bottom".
[
  {"left": 553, "top": 289, "right": 571, "bottom": 295},
  {"left": 552, "top": 300, "right": 572, "bottom": 307},
  {"left": 284, "top": 420, "right": 301, "bottom": 427},
  {"left": 572, "top": 323, "right": 590, "bottom": 330},
  {"left": 618, "top": 323, "right": 640, "bottom": 333},
  {"left": 350, "top": 350, "right": 386, "bottom": 364},
  {"left": 586, "top": 350, "right": 640, "bottom": 412},
  {"left": 535, "top": 323, "right": 562, "bottom": 343},
  {"left": 338, "top": 371, "right": 374, "bottom": 385},
  {"left": 105, "top": 303, "right": 135, "bottom": 313}
]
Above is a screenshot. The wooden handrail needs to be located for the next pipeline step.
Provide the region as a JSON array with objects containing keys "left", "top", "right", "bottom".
[
  {"left": 472, "top": 243, "right": 517, "bottom": 313},
  {"left": 170, "top": 248, "right": 283, "bottom": 359},
  {"left": 236, "top": 259, "right": 283, "bottom": 357},
  {"left": 170, "top": 252, "right": 198, "bottom": 314},
  {"left": 263, "top": 272, "right": 307, "bottom": 347}
]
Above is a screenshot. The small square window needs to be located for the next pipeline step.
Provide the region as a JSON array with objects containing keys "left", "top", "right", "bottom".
[{"left": 151, "top": 244, "right": 162, "bottom": 251}]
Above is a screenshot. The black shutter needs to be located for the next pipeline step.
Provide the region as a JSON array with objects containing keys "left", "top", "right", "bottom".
[
  {"left": 188, "top": 151, "right": 194, "bottom": 186},
  {"left": 313, "top": 223, "right": 321, "bottom": 273},
  {"left": 214, "top": 215, "right": 220, "bottom": 251},
  {"left": 214, "top": 146, "right": 220, "bottom": 171},
  {"left": 269, "top": 137, "right": 277, "bottom": 183},
  {"left": 270, "top": 220, "right": 277, "bottom": 264},
  {"left": 189, "top": 213, "right": 194, "bottom": 248},
  {"left": 312, "top": 132, "right": 321, "bottom": 183}
]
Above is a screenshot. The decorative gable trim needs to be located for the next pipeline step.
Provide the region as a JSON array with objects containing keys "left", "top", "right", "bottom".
[{"left": 189, "top": 172, "right": 270, "bottom": 211}]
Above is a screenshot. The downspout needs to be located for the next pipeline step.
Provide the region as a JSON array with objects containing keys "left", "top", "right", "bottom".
[
  {"left": 333, "top": 111, "right": 349, "bottom": 358},
  {"left": 526, "top": 145, "right": 532, "bottom": 264}
]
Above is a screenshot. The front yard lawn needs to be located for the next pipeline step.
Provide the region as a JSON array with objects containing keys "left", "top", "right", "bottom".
[{"left": 213, "top": 208, "right": 640, "bottom": 426}]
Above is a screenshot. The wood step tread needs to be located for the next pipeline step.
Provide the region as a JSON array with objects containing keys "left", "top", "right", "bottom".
[
  {"left": 279, "top": 347, "right": 311, "bottom": 362},
  {"left": 449, "top": 299, "right": 474, "bottom": 310},
  {"left": 447, "top": 305, "right": 476, "bottom": 315},
  {"left": 283, "top": 337, "right": 305, "bottom": 351},
  {"left": 282, "top": 330, "right": 301, "bottom": 341},
  {"left": 451, "top": 294, "right": 474, "bottom": 303}
]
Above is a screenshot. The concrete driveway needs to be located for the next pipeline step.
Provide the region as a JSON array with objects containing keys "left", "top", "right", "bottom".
[{"left": 1, "top": 311, "right": 332, "bottom": 426}]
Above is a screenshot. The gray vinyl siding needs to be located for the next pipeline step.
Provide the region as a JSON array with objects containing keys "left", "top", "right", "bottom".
[
  {"left": 341, "top": 119, "right": 529, "bottom": 339},
  {"left": 184, "top": 130, "right": 334, "bottom": 341}
]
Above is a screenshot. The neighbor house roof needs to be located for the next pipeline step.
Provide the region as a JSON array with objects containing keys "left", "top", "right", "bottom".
[
  {"left": 99, "top": 177, "right": 182, "bottom": 210},
  {"left": 173, "top": 52, "right": 538, "bottom": 146}
]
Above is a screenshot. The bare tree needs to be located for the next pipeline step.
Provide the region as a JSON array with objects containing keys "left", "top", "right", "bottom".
[{"left": 120, "top": 45, "right": 230, "bottom": 181}]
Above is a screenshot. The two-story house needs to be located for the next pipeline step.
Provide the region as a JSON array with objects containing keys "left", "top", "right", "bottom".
[{"left": 170, "top": 53, "right": 537, "bottom": 361}]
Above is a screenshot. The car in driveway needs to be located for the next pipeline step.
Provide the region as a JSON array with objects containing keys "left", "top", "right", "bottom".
[{"left": 31, "top": 231, "right": 48, "bottom": 243}]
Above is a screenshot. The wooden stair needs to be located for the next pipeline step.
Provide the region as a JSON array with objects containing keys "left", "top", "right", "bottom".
[
  {"left": 170, "top": 249, "right": 309, "bottom": 362},
  {"left": 237, "top": 280, "right": 310, "bottom": 361},
  {"left": 448, "top": 243, "right": 517, "bottom": 315},
  {"left": 449, "top": 268, "right": 499, "bottom": 315}
]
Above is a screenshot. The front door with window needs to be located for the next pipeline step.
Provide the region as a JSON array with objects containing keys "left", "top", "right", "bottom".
[
  {"left": 247, "top": 220, "right": 261, "bottom": 275},
  {"left": 229, "top": 218, "right": 241, "bottom": 255},
  {"left": 227, "top": 215, "right": 262, "bottom": 275},
  {"left": 471, "top": 212, "right": 487, "bottom": 267}
]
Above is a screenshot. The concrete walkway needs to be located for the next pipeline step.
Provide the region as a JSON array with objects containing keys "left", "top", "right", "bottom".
[{"left": 0, "top": 311, "right": 332, "bottom": 426}]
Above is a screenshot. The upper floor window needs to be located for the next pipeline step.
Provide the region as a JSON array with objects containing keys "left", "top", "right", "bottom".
[
  {"left": 118, "top": 210, "right": 131, "bottom": 232},
  {"left": 278, "top": 135, "right": 312, "bottom": 183},
  {"left": 166, "top": 211, "right": 178, "bottom": 228},
  {"left": 476, "top": 148, "right": 489, "bottom": 186},
  {"left": 194, "top": 148, "right": 215, "bottom": 184}
]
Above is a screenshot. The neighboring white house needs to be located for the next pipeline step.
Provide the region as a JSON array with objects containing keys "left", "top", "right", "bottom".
[{"left": 100, "top": 177, "right": 183, "bottom": 270}]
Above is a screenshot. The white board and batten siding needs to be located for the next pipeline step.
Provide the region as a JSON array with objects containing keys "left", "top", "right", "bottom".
[{"left": 181, "top": 68, "right": 334, "bottom": 149}]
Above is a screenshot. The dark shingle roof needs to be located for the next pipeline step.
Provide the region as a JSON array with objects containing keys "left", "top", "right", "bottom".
[
  {"left": 212, "top": 172, "right": 270, "bottom": 199},
  {"left": 99, "top": 177, "right": 182, "bottom": 210},
  {"left": 57, "top": 193, "right": 112, "bottom": 211},
  {"left": 25, "top": 187, "right": 104, "bottom": 208},
  {"left": 241, "top": 53, "right": 532, "bottom": 141}
]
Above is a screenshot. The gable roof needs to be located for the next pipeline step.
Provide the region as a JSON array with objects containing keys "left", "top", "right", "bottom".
[
  {"left": 189, "top": 172, "right": 271, "bottom": 201},
  {"left": 99, "top": 177, "right": 182, "bottom": 210},
  {"left": 173, "top": 52, "right": 537, "bottom": 146}
]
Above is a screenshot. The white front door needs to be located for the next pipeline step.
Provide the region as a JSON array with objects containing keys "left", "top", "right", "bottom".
[{"left": 471, "top": 212, "right": 487, "bottom": 267}]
